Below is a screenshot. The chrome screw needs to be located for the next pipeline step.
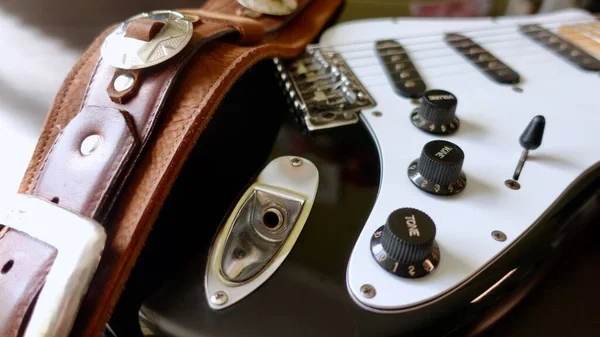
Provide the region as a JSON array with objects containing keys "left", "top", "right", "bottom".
[
  {"left": 504, "top": 179, "right": 521, "bottom": 190},
  {"left": 290, "top": 157, "right": 303, "bottom": 167},
  {"left": 210, "top": 291, "right": 228, "bottom": 306},
  {"left": 492, "top": 230, "right": 507, "bottom": 242},
  {"left": 360, "top": 284, "right": 376, "bottom": 299},
  {"left": 113, "top": 73, "right": 135, "bottom": 92}
]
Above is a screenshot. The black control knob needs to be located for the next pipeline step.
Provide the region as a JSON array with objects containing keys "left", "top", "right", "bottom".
[
  {"left": 371, "top": 208, "right": 440, "bottom": 278},
  {"left": 411, "top": 89, "right": 459, "bottom": 135},
  {"left": 408, "top": 140, "right": 467, "bottom": 195}
]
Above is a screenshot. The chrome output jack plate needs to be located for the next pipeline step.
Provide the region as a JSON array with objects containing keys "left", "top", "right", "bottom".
[{"left": 205, "top": 156, "right": 319, "bottom": 310}]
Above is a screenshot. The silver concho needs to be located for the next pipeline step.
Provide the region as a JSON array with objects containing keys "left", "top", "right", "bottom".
[
  {"left": 101, "top": 10, "right": 193, "bottom": 70},
  {"left": 237, "top": 0, "right": 298, "bottom": 16}
]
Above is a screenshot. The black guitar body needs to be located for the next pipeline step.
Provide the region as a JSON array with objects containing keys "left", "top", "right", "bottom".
[{"left": 108, "top": 58, "right": 600, "bottom": 337}]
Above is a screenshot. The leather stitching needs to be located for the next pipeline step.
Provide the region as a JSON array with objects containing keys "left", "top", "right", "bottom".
[
  {"left": 87, "top": 131, "right": 135, "bottom": 219},
  {"left": 81, "top": 57, "right": 105, "bottom": 109},
  {"left": 25, "top": 40, "right": 102, "bottom": 193},
  {"left": 31, "top": 127, "right": 65, "bottom": 196}
]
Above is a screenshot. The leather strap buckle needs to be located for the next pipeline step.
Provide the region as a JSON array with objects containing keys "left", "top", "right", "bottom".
[{"left": 0, "top": 194, "right": 106, "bottom": 337}]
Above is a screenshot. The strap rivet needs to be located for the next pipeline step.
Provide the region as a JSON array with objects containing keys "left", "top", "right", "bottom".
[
  {"left": 81, "top": 135, "right": 102, "bottom": 156},
  {"left": 113, "top": 73, "right": 135, "bottom": 92}
]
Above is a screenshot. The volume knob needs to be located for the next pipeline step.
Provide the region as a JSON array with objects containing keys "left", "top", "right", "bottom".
[
  {"left": 371, "top": 208, "right": 440, "bottom": 278},
  {"left": 408, "top": 140, "right": 467, "bottom": 195},
  {"left": 411, "top": 89, "right": 459, "bottom": 134}
]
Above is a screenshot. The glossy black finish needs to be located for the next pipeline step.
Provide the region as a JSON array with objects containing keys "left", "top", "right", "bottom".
[
  {"left": 445, "top": 33, "right": 521, "bottom": 84},
  {"left": 519, "top": 115, "right": 545, "bottom": 150},
  {"left": 126, "top": 60, "right": 600, "bottom": 337},
  {"left": 375, "top": 39, "right": 427, "bottom": 98},
  {"left": 140, "top": 80, "right": 383, "bottom": 337}
]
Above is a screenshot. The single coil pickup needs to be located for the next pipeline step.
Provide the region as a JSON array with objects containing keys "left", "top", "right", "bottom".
[
  {"left": 375, "top": 40, "right": 426, "bottom": 98},
  {"left": 519, "top": 24, "right": 600, "bottom": 71},
  {"left": 445, "top": 33, "right": 520, "bottom": 84}
]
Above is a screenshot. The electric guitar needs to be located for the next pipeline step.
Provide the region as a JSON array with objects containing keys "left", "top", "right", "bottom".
[{"left": 112, "top": 7, "right": 600, "bottom": 337}]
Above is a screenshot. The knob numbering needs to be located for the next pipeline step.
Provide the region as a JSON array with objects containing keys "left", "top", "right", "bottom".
[
  {"left": 411, "top": 89, "right": 459, "bottom": 135},
  {"left": 408, "top": 140, "right": 466, "bottom": 195},
  {"left": 371, "top": 208, "right": 440, "bottom": 278}
]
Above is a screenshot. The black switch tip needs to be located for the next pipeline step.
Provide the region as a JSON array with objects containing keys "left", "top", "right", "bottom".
[{"left": 519, "top": 115, "right": 545, "bottom": 150}]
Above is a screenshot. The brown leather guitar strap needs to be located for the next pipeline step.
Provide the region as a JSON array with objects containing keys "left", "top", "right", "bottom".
[{"left": 0, "top": 0, "right": 342, "bottom": 336}]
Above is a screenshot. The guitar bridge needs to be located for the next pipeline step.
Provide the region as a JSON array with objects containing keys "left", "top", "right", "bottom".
[{"left": 274, "top": 48, "right": 376, "bottom": 131}]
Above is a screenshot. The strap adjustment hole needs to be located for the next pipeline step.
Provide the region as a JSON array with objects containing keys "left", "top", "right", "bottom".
[{"left": 1, "top": 260, "right": 14, "bottom": 274}]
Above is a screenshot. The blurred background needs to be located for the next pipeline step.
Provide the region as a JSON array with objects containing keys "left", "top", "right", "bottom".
[{"left": 0, "top": 1, "right": 598, "bottom": 336}]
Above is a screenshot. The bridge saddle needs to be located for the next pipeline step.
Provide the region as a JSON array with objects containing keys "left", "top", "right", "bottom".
[{"left": 274, "top": 48, "right": 376, "bottom": 131}]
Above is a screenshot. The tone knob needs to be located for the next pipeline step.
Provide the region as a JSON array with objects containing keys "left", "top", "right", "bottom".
[
  {"left": 408, "top": 140, "right": 466, "bottom": 195},
  {"left": 410, "top": 89, "right": 459, "bottom": 134},
  {"left": 371, "top": 208, "right": 440, "bottom": 278}
]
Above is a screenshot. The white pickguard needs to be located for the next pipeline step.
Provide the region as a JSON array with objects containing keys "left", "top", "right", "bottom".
[{"left": 317, "top": 9, "right": 600, "bottom": 311}]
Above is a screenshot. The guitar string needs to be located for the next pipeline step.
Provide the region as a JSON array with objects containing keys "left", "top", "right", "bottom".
[
  {"left": 293, "top": 17, "right": 599, "bottom": 91},
  {"left": 362, "top": 56, "right": 560, "bottom": 87},
  {"left": 308, "top": 16, "right": 585, "bottom": 51},
  {"left": 337, "top": 30, "right": 577, "bottom": 63},
  {"left": 327, "top": 20, "right": 597, "bottom": 64},
  {"left": 306, "top": 16, "right": 595, "bottom": 52},
  {"left": 360, "top": 52, "right": 564, "bottom": 86},
  {"left": 297, "top": 33, "right": 596, "bottom": 90},
  {"left": 296, "top": 35, "right": 598, "bottom": 94},
  {"left": 320, "top": 21, "right": 580, "bottom": 56},
  {"left": 344, "top": 34, "right": 597, "bottom": 74},
  {"left": 357, "top": 41, "right": 596, "bottom": 87},
  {"left": 297, "top": 24, "right": 599, "bottom": 81}
]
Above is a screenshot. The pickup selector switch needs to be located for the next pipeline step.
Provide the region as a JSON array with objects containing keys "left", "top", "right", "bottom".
[
  {"left": 408, "top": 140, "right": 466, "bottom": 195},
  {"left": 411, "top": 89, "right": 459, "bottom": 134},
  {"left": 371, "top": 208, "right": 440, "bottom": 278}
]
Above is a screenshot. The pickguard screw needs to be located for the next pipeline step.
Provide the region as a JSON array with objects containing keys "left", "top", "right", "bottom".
[
  {"left": 372, "top": 111, "right": 382, "bottom": 117},
  {"left": 504, "top": 179, "right": 521, "bottom": 190},
  {"left": 290, "top": 157, "right": 303, "bottom": 167},
  {"left": 512, "top": 86, "right": 523, "bottom": 93},
  {"left": 210, "top": 291, "right": 228, "bottom": 306},
  {"left": 360, "top": 284, "right": 376, "bottom": 298},
  {"left": 492, "top": 230, "right": 507, "bottom": 242}
]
